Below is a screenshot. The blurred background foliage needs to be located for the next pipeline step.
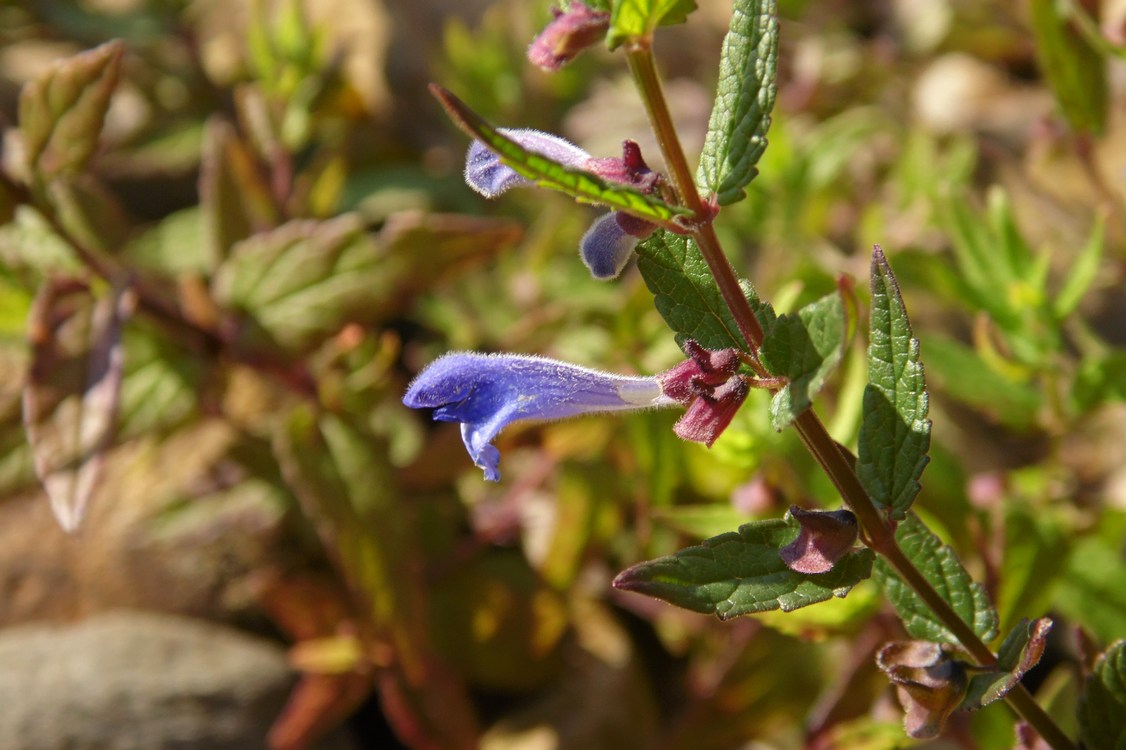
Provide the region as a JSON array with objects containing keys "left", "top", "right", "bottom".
[{"left": 0, "top": 0, "right": 1124, "bottom": 748}]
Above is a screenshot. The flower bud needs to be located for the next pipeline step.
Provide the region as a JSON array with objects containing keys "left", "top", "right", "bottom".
[{"left": 527, "top": 2, "right": 611, "bottom": 72}]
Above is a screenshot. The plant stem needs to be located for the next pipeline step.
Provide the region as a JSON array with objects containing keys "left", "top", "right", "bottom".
[{"left": 625, "top": 43, "right": 1076, "bottom": 750}]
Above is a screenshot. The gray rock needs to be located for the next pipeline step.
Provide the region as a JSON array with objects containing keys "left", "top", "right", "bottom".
[{"left": 0, "top": 611, "right": 356, "bottom": 750}]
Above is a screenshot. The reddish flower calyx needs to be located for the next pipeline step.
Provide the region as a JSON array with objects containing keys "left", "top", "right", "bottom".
[
  {"left": 876, "top": 641, "right": 970, "bottom": 739},
  {"left": 779, "top": 505, "right": 859, "bottom": 574},
  {"left": 659, "top": 340, "right": 748, "bottom": 447}
]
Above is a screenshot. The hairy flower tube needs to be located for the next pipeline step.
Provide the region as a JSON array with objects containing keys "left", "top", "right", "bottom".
[
  {"left": 464, "top": 130, "right": 661, "bottom": 279},
  {"left": 403, "top": 343, "right": 749, "bottom": 481}
]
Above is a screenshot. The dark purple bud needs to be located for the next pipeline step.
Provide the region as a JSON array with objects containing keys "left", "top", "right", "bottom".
[
  {"left": 672, "top": 376, "right": 749, "bottom": 447},
  {"left": 527, "top": 2, "right": 611, "bottom": 72},
  {"left": 585, "top": 140, "right": 660, "bottom": 193},
  {"left": 657, "top": 340, "right": 743, "bottom": 403},
  {"left": 779, "top": 506, "right": 859, "bottom": 574},
  {"left": 876, "top": 641, "right": 969, "bottom": 739},
  {"left": 580, "top": 212, "right": 641, "bottom": 279}
]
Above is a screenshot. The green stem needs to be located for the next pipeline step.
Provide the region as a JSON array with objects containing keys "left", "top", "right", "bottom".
[{"left": 625, "top": 42, "right": 1076, "bottom": 750}]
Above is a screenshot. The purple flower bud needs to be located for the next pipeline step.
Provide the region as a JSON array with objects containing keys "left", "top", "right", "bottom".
[
  {"left": 463, "top": 132, "right": 662, "bottom": 279},
  {"left": 580, "top": 212, "right": 641, "bottom": 279},
  {"left": 585, "top": 140, "right": 659, "bottom": 192},
  {"left": 778, "top": 506, "right": 859, "bottom": 574},
  {"left": 527, "top": 2, "right": 610, "bottom": 72},
  {"left": 404, "top": 352, "right": 673, "bottom": 481},
  {"left": 465, "top": 128, "right": 592, "bottom": 198}
]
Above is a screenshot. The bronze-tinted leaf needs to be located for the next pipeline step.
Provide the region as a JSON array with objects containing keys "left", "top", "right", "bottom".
[
  {"left": 199, "top": 118, "right": 279, "bottom": 268},
  {"left": 18, "top": 40, "right": 124, "bottom": 180},
  {"left": 23, "top": 279, "right": 131, "bottom": 532}
]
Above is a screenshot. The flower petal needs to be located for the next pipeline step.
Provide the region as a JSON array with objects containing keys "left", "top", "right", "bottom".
[
  {"left": 404, "top": 352, "right": 671, "bottom": 480},
  {"left": 580, "top": 212, "right": 640, "bottom": 280},
  {"left": 464, "top": 129, "right": 591, "bottom": 198}
]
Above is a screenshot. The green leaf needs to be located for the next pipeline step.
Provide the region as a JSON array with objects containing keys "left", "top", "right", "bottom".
[
  {"left": 613, "top": 516, "right": 874, "bottom": 620},
  {"left": 273, "top": 407, "right": 425, "bottom": 677},
  {"left": 857, "top": 247, "right": 929, "bottom": 521},
  {"left": 1073, "top": 350, "right": 1126, "bottom": 414},
  {"left": 1054, "top": 534, "right": 1126, "bottom": 644},
  {"left": 211, "top": 214, "right": 383, "bottom": 353},
  {"left": 651, "top": 504, "right": 753, "bottom": 540},
  {"left": 23, "top": 280, "right": 129, "bottom": 533},
  {"left": 607, "top": 0, "right": 697, "bottom": 48},
  {"left": 997, "top": 504, "right": 1067, "bottom": 633},
  {"left": 873, "top": 513, "right": 998, "bottom": 644},
  {"left": 923, "top": 335, "right": 1042, "bottom": 430},
  {"left": 960, "top": 617, "right": 1052, "bottom": 710},
  {"left": 117, "top": 323, "right": 206, "bottom": 440},
  {"left": 635, "top": 229, "right": 774, "bottom": 351},
  {"left": 1054, "top": 212, "right": 1105, "bottom": 319},
  {"left": 760, "top": 290, "right": 846, "bottom": 430},
  {"left": 1080, "top": 640, "right": 1126, "bottom": 750},
  {"left": 18, "top": 40, "right": 124, "bottom": 180},
  {"left": 1029, "top": 0, "right": 1108, "bottom": 135},
  {"left": 430, "top": 85, "right": 690, "bottom": 226},
  {"left": 695, "top": 0, "right": 778, "bottom": 205}
]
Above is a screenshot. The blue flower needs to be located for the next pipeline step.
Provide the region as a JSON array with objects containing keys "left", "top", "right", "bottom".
[
  {"left": 463, "top": 130, "right": 660, "bottom": 279},
  {"left": 403, "top": 352, "right": 672, "bottom": 481}
]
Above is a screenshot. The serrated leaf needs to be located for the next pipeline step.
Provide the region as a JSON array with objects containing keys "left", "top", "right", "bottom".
[
  {"left": 1029, "top": 0, "right": 1107, "bottom": 135},
  {"left": 695, "top": 0, "right": 778, "bottom": 205},
  {"left": 960, "top": 617, "right": 1052, "bottom": 710},
  {"left": 613, "top": 516, "right": 874, "bottom": 619},
  {"left": 635, "top": 229, "right": 774, "bottom": 351},
  {"left": 607, "top": 0, "right": 697, "bottom": 48},
  {"left": 211, "top": 215, "right": 380, "bottom": 353},
  {"left": 431, "top": 85, "right": 690, "bottom": 226},
  {"left": 23, "top": 280, "right": 130, "bottom": 532},
  {"left": 18, "top": 40, "right": 124, "bottom": 180},
  {"left": 199, "top": 118, "right": 279, "bottom": 268},
  {"left": 760, "top": 290, "right": 846, "bottom": 430},
  {"left": 873, "top": 513, "right": 998, "bottom": 644},
  {"left": 1080, "top": 640, "right": 1126, "bottom": 750},
  {"left": 1054, "top": 212, "right": 1105, "bottom": 319},
  {"left": 857, "top": 247, "right": 929, "bottom": 521}
]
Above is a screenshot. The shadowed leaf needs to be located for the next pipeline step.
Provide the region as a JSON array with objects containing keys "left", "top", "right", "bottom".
[
  {"left": 1079, "top": 640, "right": 1126, "bottom": 750},
  {"left": 1029, "top": 0, "right": 1107, "bottom": 135}
]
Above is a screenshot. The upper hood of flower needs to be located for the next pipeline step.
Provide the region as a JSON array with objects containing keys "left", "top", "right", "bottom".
[{"left": 404, "top": 352, "right": 670, "bottom": 480}]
